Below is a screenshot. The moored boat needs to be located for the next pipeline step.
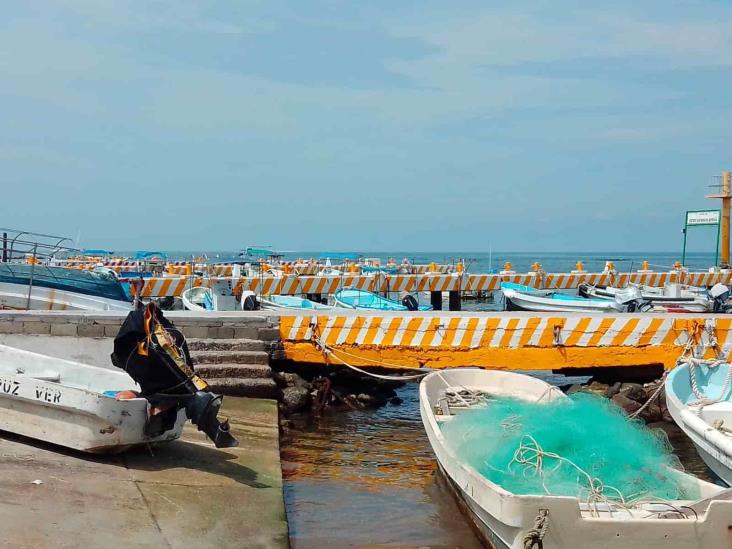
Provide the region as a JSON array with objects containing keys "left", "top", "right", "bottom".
[
  {"left": 501, "top": 286, "right": 626, "bottom": 313},
  {"left": 260, "top": 295, "right": 332, "bottom": 310},
  {"left": 420, "top": 368, "right": 732, "bottom": 548},
  {"left": 665, "top": 359, "right": 732, "bottom": 485},
  {"left": 0, "top": 263, "right": 132, "bottom": 311},
  {"left": 334, "top": 288, "right": 432, "bottom": 311},
  {"left": 0, "top": 344, "right": 186, "bottom": 453},
  {"left": 579, "top": 283, "right": 714, "bottom": 313}
]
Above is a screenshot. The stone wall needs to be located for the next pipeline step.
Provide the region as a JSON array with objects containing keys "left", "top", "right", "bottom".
[{"left": 0, "top": 311, "right": 281, "bottom": 341}]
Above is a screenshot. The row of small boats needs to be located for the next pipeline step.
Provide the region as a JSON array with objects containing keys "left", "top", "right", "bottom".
[
  {"left": 421, "top": 366, "right": 732, "bottom": 548},
  {"left": 181, "top": 286, "right": 433, "bottom": 312},
  {"left": 501, "top": 281, "right": 731, "bottom": 313}
]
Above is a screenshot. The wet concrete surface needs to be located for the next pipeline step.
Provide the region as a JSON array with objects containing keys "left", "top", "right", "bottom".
[{"left": 0, "top": 397, "right": 287, "bottom": 549}]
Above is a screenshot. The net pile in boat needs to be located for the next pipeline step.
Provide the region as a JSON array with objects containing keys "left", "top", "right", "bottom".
[{"left": 441, "top": 392, "right": 700, "bottom": 504}]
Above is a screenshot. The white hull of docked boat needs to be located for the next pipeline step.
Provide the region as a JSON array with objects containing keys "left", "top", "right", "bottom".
[
  {"left": 420, "top": 368, "right": 732, "bottom": 549},
  {"left": 0, "top": 281, "right": 132, "bottom": 311},
  {"left": 665, "top": 360, "right": 732, "bottom": 486},
  {"left": 0, "top": 344, "right": 186, "bottom": 453}
]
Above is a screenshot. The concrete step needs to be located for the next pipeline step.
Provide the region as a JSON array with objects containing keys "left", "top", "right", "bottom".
[
  {"left": 190, "top": 350, "right": 269, "bottom": 365},
  {"left": 206, "top": 378, "right": 279, "bottom": 399},
  {"left": 195, "top": 363, "right": 272, "bottom": 379},
  {"left": 186, "top": 338, "right": 266, "bottom": 352}
]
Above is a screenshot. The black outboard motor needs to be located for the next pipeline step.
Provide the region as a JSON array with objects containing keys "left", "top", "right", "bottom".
[
  {"left": 401, "top": 293, "right": 419, "bottom": 311},
  {"left": 111, "top": 302, "right": 239, "bottom": 448},
  {"left": 710, "top": 283, "right": 730, "bottom": 313},
  {"left": 240, "top": 290, "right": 259, "bottom": 311}
]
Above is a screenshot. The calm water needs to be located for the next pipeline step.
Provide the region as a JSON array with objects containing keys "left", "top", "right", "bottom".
[
  {"left": 280, "top": 375, "right": 720, "bottom": 548},
  {"left": 157, "top": 250, "right": 718, "bottom": 274}
]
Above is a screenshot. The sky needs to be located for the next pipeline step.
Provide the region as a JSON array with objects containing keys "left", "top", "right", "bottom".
[{"left": 1, "top": 1, "right": 732, "bottom": 252}]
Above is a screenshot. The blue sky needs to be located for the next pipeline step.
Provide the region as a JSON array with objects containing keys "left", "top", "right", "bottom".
[{"left": 1, "top": 1, "right": 731, "bottom": 252}]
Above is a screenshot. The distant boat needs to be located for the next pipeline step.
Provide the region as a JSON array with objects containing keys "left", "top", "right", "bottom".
[
  {"left": 0, "top": 263, "right": 132, "bottom": 311},
  {"left": 0, "top": 344, "right": 185, "bottom": 453},
  {"left": 260, "top": 295, "right": 332, "bottom": 311},
  {"left": 665, "top": 360, "right": 732, "bottom": 485},
  {"left": 334, "top": 288, "right": 431, "bottom": 311},
  {"left": 361, "top": 265, "right": 400, "bottom": 275},
  {"left": 420, "top": 368, "right": 732, "bottom": 548}
]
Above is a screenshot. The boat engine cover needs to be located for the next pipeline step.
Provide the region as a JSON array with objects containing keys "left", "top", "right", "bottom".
[
  {"left": 710, "top": 283, "right": 730, "bottom": 300},
  {"left": 613, "top": 286, "right": 643, "bottom": 305}
]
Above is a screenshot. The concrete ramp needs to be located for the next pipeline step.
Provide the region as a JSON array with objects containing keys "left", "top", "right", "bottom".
[{"left": 0, "top": 398, "right": 288, "bottom": 548}]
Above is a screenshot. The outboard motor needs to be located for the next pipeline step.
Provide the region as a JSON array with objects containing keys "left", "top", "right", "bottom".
[
  {"left": 614, "top": 286, "right": 653, "bottom": 313},
  {"left": 111, "top": 302, "right": 239, "bottom": 448},
  {"left": 710, "top": 283, "right": 730, "bottom": 313},
  {"left": 401, "top": 292, "right": 419, "bottom": 311},
  {"left": 240, "top": 290, "right": 259, "bottom": 311}
]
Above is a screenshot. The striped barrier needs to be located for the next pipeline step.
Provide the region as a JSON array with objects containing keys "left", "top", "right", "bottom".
[
  {"left": 136, "top": 271, "right": 732, "bottom": 298},
  {"left": 280, "top": 312, "right": 732, "bottom": 370}
]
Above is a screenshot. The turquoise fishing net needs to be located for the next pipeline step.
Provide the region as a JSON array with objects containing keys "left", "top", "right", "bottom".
[{"left": 441, "top": 392, "right": 700, "bottom": 503}]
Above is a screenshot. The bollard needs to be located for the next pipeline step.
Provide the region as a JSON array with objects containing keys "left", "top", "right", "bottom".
[
  {"left": 448, "top": 291, "right": 461, "bottom": 311},
  {"left": 430, "top": 291, "right": 443, "bottom": 311}
]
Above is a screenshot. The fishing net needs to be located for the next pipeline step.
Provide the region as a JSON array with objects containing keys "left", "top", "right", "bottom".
[{"left": 441, "top": 392, "right": 700, "bottom": 504}]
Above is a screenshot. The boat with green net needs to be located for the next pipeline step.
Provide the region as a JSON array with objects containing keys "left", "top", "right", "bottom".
[{"left": 419, "top": 368, "right": 732, "bottom": 548}]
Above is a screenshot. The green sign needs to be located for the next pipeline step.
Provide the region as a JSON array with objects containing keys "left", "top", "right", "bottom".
[{"left": 682, "top": 209, "right": 721, "bottom": 266}]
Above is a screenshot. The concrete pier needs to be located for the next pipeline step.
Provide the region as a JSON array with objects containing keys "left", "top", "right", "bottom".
[{"left": 0, "top": 397, "right": 288, "bottom": 548}]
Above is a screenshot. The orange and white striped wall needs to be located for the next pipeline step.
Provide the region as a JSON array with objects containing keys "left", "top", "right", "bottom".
[
  {"left": 135, "top": 271, "right": 732, "bottom": 298},
  {"left": 279, "top": 311, "right": 732, "bottom": 371}
]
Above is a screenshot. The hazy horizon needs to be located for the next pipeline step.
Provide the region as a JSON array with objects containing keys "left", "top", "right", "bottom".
[{"left": 2, "top": 2, "right": 731, "bottom": 252}]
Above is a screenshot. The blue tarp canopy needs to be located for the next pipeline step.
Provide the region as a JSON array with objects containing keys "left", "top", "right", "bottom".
[{"left": 133, "top": 250, "right": 168, "bottom": 260}]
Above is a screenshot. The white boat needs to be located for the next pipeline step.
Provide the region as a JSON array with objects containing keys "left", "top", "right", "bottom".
[
  {"left": 0, "top": 264, "right": 132, "bottom": 311},
  {"left": 260, "top": 295, "right": 332, "bottom": 310},
  {"left": 502, "top": 287, "right": 624, "bottom": 313},
  {"left": 420, "top": 368, "right": 732, "bottom": 548},
  {"left": 579, "top": 283, "right": 713, "bottom": 313},
  {"left": 181, "top": 280, "right": 240, "bottom": 311},
  {"left": 665, "top": 359, "right": 732, "bottom": 485},
  {"left": 0, "top": 344, "right": 186, "bottom": 453}
]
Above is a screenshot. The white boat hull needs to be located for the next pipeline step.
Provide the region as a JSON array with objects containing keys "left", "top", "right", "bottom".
[
  {"left": 502, "top": 288, "right": 620, "bottom": 313},
  {"left": 665, "top": 365, "right": 732, "bottom": 486},
  {"left": 0, "top": 281, "right": 132, "bottom": 312},
  {"left": 420, "top": 368, "right": 732, "bottom": 549},
  {"left": 0, "top": 345, "right": 185, "bottom": 453}
]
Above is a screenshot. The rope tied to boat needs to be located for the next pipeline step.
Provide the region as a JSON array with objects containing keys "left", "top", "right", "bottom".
[
  {"left": 308, "top": 318, "right": 429, "bottom": 381},
  {"left": 523, "top": 509, "right": 549, "bottom": 549},
  {"left": 676, "top": 322, "right": 732, "bottom": 411}
]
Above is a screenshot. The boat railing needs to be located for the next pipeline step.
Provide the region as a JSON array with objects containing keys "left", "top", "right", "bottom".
[{"left": 0, "top": 227, "right": 79, "bottom": 264}]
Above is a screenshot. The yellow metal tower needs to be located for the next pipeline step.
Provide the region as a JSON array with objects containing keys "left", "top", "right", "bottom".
[{"left": 706, "top": 170, "right": 731, "bottom": 266}]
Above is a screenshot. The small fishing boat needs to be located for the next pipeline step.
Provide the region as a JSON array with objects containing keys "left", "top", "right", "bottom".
[
  {"left": 0, "top": 263, "right": 132, "bottom": 311},
  {"left": 181, "top": 280, "right": 243, "bottom": 311},
  {"left": 665, "top": 359, "right": 732, "bottom": 485},
  {"left": 501, "top": 286, "right": 627, "bottom": 313},
  {"left": 420, "top": 368, "right": 732, "bottom": 548},
  {"left": 579, "top": 283, "right": 714, "bottom": 313},
  {"left": 260, "top": 295, "right": 332, "bottom": 310},
  {"left": 361, "top": 265, "right": 400, "bottom": 275},
  {"left": 0, "top": 344, "right": 186, "bottom": 453},
  {"left": 334, "top": 288, "right": 432, "bottom": 311}
]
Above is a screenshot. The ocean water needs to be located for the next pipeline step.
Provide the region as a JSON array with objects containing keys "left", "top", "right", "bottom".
[{"left": 150, "top": 251, "right": 718, "bottom": 274}]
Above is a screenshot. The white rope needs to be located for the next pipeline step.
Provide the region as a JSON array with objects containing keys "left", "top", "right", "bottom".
[{"left": 312, "top": 335, "right": 428, "bottom": 381}]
